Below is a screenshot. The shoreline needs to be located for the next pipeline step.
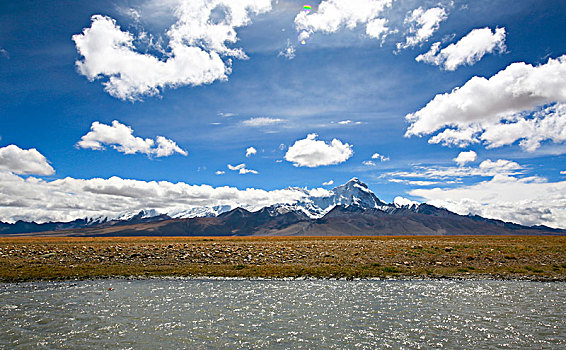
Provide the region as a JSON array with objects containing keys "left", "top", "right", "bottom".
[
  {"left": 1, "top": 235, "right": 565, "bottom": 283},
  {"left": 3, "top": 274, "right": 565, "bottom": 285}
]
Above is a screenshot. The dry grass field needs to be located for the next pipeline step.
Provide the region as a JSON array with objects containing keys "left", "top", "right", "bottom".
[{"left": 1, "top": 235, "right": 565, "bottom": 282}]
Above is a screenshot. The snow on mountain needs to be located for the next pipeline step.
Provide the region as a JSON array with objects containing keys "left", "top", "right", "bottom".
[
  {"left": 265, "top": 178, "right": 394, "bottom": 218},
  {"left": 17, "top": 178, "right": 413, "bottom": 227},
  {"left": 114, "top": 209, "right": 163, "bottom": 221},
  {"left": 170, "top": 205, "right": 234, "bottom": 219},
  {"left": 110, "top": 178, "right": 398, "bottom": 220},
  {"left": 328, "top": 177, "right": 387, "bottom": 208}
]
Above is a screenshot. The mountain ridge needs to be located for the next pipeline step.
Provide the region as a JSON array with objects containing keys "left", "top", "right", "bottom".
[{"left": 1, "top": 178, "right": 564, "bottom": 236}]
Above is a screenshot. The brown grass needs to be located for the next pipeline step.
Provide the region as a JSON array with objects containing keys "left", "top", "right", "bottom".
[{"left": 1, "top": 235, "right": 565, "bottom": 282}]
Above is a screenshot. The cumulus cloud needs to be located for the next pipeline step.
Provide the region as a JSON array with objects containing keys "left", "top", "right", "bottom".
[
  {"left": 245, "top": 147, "right": 257, "bottom": 157},
  {"left": 397, "top": 6, "right": 447, "bottom": 49},
  {"left": 416, "top": 27, "right": 506, "bottom": 70},
  {"left": 72, "top": 0, "right": 272, "bottom": 100},
  {"left": 453, "top": 150, "right": 477, "bottom": 166},
  {"left": 363, "top": 153, "right": 389, "bottom": 166},
  {"left": 322, "top": 180, "right": 334, "bottom": 186},
  {"left": 411, "top": 175, "right": 566, "bottom": 228},
  {"left": 405, "top": 56, "right": 566, "bottom": 151},
  {"left": 284, "top": 133, "right": 353, "bottom": 167},
  {"left": 241, "top": 117, "right": 285, "bottom": 127},
  {"left": 77, "top": 120, "right": 187, "bottom": 158},
  {"left": 371, "top": 152, "right": 390, "bottom": 162},
  {"left": 393, "top": 196, "right": 420, "bottom": 207},
  {"left": 227, "top": 163, "right": 258, "bottom": 174},
  {"left": 154, "top": 136, "right": 188, "bottom": 157},
  {"left": 215, "top": 170, "right": 225, "bottom": 175},
  {"left": 0, "top": 172, "right": 329, "bottom": 223},
  {"left": 365, "top": 17, "right": 389, "bottom": 40},
  {"left": 0, "top": 145, "right": 54, "bottom": 176},
  {"left": 294, "top": 0, "right": 393, "bottom": 42}
]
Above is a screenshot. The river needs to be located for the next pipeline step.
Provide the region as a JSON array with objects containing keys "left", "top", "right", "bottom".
[{"left": 1, "top": 279, "right": 564, "bottom": 349}]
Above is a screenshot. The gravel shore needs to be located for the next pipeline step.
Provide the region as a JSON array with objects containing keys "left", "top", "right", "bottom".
[{"left": 1, "top": 236, "right": 565, "bottom": 282}]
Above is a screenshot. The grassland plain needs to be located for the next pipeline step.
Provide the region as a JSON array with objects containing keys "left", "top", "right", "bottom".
[{"left": 1, "top": 236, "right": 565, "bottom": 282}]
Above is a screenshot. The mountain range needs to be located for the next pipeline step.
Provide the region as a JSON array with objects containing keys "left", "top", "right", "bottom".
[{"left": 1, "top": 178, "right": 563, "bottom": 236}]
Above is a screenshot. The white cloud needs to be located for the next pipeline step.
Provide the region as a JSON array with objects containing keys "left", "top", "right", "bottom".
[
  {"left": 0, "top": 172, "right": 328, "bottom": 223},
  {"left": 294, "top": 0, "right": 393, "bottom": 42},
  {"left": 453, "top": 150, "right": 477, "bottom": 166},
  {"left": 284, "top": 133, "right": 353, "bottom": 167},
  {"left": 479, "top": 103, "right": 566, "bottom": 151},
  {"left": 154, "top": 136, "right": 188, "bottom": 157},
  {"left": 322, "top": 180, "right": 334, "bottom": 186},
  {"left": 239, "top": 168, "right": 258, "bottom": 175},
  {"left": 227, "top": 163, "right": 258, "bottom": 174},
  {"left": 241, "top": 117, "right": 285, "bottom": 127},
  {"left": 363, "top": 152, "right": 389, "bottom": 166},
  {"left": 77, "top": 120, "right": 187, "bottom": 158},
  {"left": 406, "top": 56, "right": 566, "bottom": 151},
  {"left": 371, "top": 152, "right": 390, "bottom": 162},
  {"left": 416, "top": 27, "right": 506, "bottom": 70},
  {"left": 0, "top": 145, "right": 54, "bottom": 176},
  {"left": 73, "top": 0, "right": 272, "bottom": 100},
  {"left": 389, "top": 179, "right": 440, "bottom": 186},
  {"left": 245, "top": 147, "right": 257, "bottom": 157},
  {"left": 215, "top": 170, "right": 225, "bottom": 175},
  {"left": 227, "top": 163, "right": 245, "bottom": 171},
  {"left": 411, "top": 175, "right": 566, "bottom": 228},
  {"left": 336, "top": 120, "right": 362, "bottom": 125},
  {"left": 4, "top": 168, "right": 565, "bottom": 228},
  {"left": 365, "top": 17, "right": 389, "bottom": 40},
  {"left": 385, "top": 159, "right": 523, "bottom": 180},
  {"left": 561, "top": 171, "right": 566, "bottom": 175},
  {"left": 478, "top": 159, "right": 521, "bottom": 173},
  {"left": 393, "top": 196, "right": 420, "bottom": 207},
  {"left": 278, "top": 39, "right": 296, "bottom": 60},
  {"left": 397, "top": 6, "right": 447, "bottom": 49}
]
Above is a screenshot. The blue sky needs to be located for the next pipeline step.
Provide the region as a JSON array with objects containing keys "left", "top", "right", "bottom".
[{"left": 2, "top": 0, "right": 566, "bottom": 227}]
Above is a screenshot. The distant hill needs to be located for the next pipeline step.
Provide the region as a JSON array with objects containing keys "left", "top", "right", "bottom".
[{"left": 2, "top": 178, "right": 564, "bottom": 236}]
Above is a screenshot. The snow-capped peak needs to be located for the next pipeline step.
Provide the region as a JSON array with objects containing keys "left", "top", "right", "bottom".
[
  {"left": 329, "top": 178, "right": 386, "bottom": 208},
  {"left": 266, "top": 178, "right": 390, "bottom": 219},
  {"left": 86, "top": 179, "right": 390, "bottom": 223}
]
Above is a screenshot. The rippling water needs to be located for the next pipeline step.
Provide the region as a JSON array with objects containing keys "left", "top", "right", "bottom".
[{"left": 1, "top": 279, "right": 565, "bottom": 349}]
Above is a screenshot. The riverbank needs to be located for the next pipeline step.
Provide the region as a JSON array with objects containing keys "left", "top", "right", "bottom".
[{"left": 1, "top": 236, "right": 565, "bottom": 282}]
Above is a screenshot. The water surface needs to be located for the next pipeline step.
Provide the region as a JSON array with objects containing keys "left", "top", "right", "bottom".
[{"left": 1, "top": 279, "right": 564, "bottom": 349}]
